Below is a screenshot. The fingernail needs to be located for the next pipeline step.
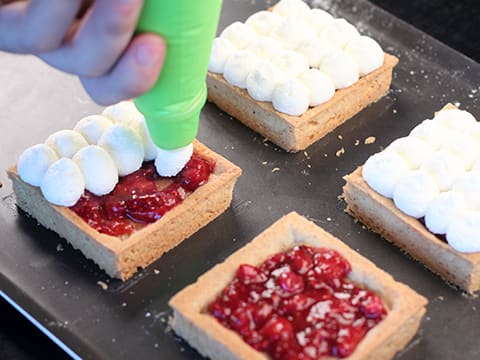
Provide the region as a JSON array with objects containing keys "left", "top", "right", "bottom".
[{"left": 135, "top": 43, "right": 163, "bottom": 67}]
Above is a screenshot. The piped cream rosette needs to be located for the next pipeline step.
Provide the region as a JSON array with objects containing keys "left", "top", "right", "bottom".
[
  {"left": 208, "top": 0, "right": 384, "bottom": 116},
  {"left": 362, "top": 108, "right": 480, "bottom": 253},
  {"left": 18, "top": 102, "right": 193, "bottom": 207}
]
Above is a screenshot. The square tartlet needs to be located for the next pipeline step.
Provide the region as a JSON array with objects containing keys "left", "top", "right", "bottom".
[
  {"left": 169, "top": 212, "right": 427, "bottom": 359},
  {"left": 7, "top": 141, "right": 241, "bottom": 281},
  {"left": 343, "top": 104, "right": 480, "bottom": 293},
  {"left": 207, "top": 53, "right": 398, "bottom": 153}
]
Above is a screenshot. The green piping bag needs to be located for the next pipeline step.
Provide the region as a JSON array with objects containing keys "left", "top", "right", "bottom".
[{"left": 134, "top": 0, "right": 223, "bottom": 150}]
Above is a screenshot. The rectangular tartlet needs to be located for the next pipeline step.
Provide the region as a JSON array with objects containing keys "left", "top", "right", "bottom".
[
  {"left": 207, "top": 53, "right": 398, "bottom": 153},
  {"left": 169, "top": 212, "right": 427, "bottom": 360},
  {"left": 343, "top": 166, "right": 480, "bottom": 294},
  {"left": 7, "top": 141, "right": 242, "bottom": 281},
  {"left": 343, "top": 104, "right": 480, "bottom": 293}
]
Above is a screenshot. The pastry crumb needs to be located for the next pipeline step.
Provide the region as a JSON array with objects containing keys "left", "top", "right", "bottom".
[
  {"left": 437, "top": 295, "right": 444, "bottom": 301},
  {"left": 324, "top": 153, "right": 328, "bottom": 157},
  {"left": 262, "top": 161, "right": 268, "bottom": 165},
  {"left": 56, "top": 243, "right": 64, "bottom": 252},
  {"left": 364, "top": 136, "right": 376, "bottom": 145},
  {"left": 272, "top": 167, "right": 280, "bottom": 173},
  {"left": 354, "top": 139, "right": 360, "bottom": 146},
  {"left": 97, "top": 281, "right": 108, "bottom": 290},
  {"left": 336, "top": 147, "right": 345, "bottom": 157},
  {"left": 153, "top": 269, "right": 160, "bottom": 275},
  {"left": 338, "top": 135, "right": 343, "bottom": 140},
  {"left": 326, "top": 217, "right": 332, "bottom": 222},
  {"left": 307, "top": 164, "right": 311, "bottom": 169}
]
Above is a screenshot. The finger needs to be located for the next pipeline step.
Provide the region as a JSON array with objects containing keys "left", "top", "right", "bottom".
[
  {"left": 40, "top": 0, "right": 144, "bottom": 77},
  {"left": 0, "top": 0, "right": 81, "bottom": 53},
  {"left": 80, "top": 34, "right": 166, "bottom": 105}
]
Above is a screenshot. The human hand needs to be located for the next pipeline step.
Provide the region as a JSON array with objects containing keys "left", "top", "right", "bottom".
[{"left": 0, "top": 0, "right": 166, "bottom": 105}]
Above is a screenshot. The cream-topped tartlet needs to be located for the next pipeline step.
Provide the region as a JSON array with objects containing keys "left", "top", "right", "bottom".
[
  {"left": 206, "top": 0, "right": 398, "bottom": 152},
  {"left": 8, "top": 101, "right": 242, "bottom": 280},
  {"left": 343, "top": 104, "right": 480, "bottom": 293}
]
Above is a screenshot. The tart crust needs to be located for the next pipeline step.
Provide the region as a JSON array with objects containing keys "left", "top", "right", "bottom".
[
  {"left": 169, "top": 212, "right": 427, "bottom": 360},
  {"left": 342, "top": 104, "right": 480, "bottom": 293},
  {"left": 7, "top": 140, "right": 242, "bottom": 281},
  {"left": 207, "top": 53, "right": 398, "bottom": 152}
]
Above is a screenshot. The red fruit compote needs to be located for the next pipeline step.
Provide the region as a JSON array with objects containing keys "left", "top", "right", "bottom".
[
  {"left": 70, "top": 152, "right": 215, "bottom": 237},
  {"left": 208, "top": 245, "right": 387, "bottom": 359}
]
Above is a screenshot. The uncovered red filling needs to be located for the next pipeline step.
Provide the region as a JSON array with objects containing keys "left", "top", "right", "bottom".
[
  {"left": 70, "top": 152, "right": 215, "bottom": 236},
  {"left": 208, "top": 245, "right": 387, "bottom": 359}
]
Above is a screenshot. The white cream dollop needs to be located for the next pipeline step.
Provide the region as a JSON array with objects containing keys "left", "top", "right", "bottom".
[
  {"left": 246, "top": 61, "right": 282, "bottom": 102},
  {"left": 208, "top": 37, "right": 237, "bottom": 74},
  {"left": 452, "top": 172, "right": 480, "bottom": 210},
  {"left": 433, "top": 108, "right": 477, "bottom": 132},
  {"left": 296, "top": 36, "right": 334, "bottom": 68},
  {"left": 245, "top": 11, "right": 283, "bottom": 36},
  {"left": 270, "top": 50, "right": 309, "bottom": 78},
  {"left": 362, "top": 150, "right": 410, "bottom": 198},
  {"left": 446, "top": 211, "right": 480, "bottom": 253},
  {"left": 74, "top": 115, "right": 113, "bottom": 145},
  {"left": 425, "top": 191, "right": 468, "bottom": 235},
  {"left": 220, "top": 22, "right": 257, "bottom": 49},
  {"left": 306, "top": 9, "right": 335, "bottom": 36},
  {"left": 223, "top": 50, "right": 258, "bottom": 89},
  {"left": 98, "top": 124, "right": 144, "bottom": 177},
  {"left": 45, "top": 130, "right": 88, "bottom": 158},
  {"left": 272, "top": 0, "right": 311, "bottom": 18},
  {"left": 272, "top": 78, "right": 310, "bottom": 116},
  {"left": 388, "top": 136, "right": 433, "bottom": 169},
  {"left": 155, "top": 143, "right": 194, "bottom": 177},
  {"left": 420, "top": 151, "right": 465, "bottom": 191},
  {"left": 320, "top": 18, "right": 361, "bottom": 48},
  {"left": 299, "top": 69, "right": 335, "bottom": 107},
  {"left": 409, "top": 119, "right": 450, "bottom": 150},
  {"left": 393, "top": 170, "right": 440, "bottom": 218},
  {"left": 18, "top": 144, "right": 59, "bottom": 187},
  {"left": 271, "top": 17, "right": 311, "bottom": 50},
  {"left": 320, "top": 51, "right": 359, "bottom": 89},
  {"left": 467, "top": 121, "right": 480, "bottom": 140},
  {"left": 134, "top": 118, "right": 157, "bottom": 161},
  {"left": 73, "top": 145, "right": 118, "bottom": 196},
  {"left": 344, "top": 36, "right": 384, "bottom": 76},
  {"left": 102, "top": 101, "right": 156, "bottom": 161},
  {"left": 472, "top": 158, "right": 480, "bottom": 172},
  {"left": 441, "top": 133, "right": 480, "bottom": 170},
  {"left": 102, "top": 100, "right": 140, "bottom": 127},
  {"left": 41, "top": 158, "right": 85, "bottom": 207},
  {"left": 246, "top": 36, "right": 283, "bottom": 60}
]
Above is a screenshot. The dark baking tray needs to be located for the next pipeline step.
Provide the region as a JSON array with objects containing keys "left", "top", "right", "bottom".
[{"left": 1, "top": 0, "right": 479, "bottom": 359}]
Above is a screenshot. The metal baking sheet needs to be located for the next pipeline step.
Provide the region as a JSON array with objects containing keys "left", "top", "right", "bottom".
[{"left": 1, "top": 0, "right": 479, "bottom": 358}]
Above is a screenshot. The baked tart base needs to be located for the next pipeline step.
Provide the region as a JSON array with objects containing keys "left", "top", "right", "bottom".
[{"left": 169, "top": 212, "right": 427, "bottom": 359}]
